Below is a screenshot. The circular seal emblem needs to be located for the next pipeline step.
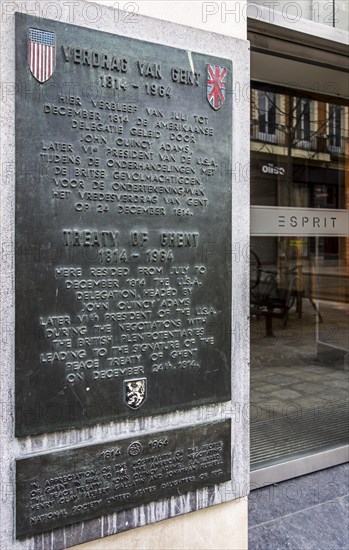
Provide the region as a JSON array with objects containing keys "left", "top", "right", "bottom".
[{"left": 128, "top": 441, "right": 142, "bottom": 456}]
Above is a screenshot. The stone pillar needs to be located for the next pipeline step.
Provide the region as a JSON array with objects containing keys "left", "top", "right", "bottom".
[{"left": 0, "top": 2, "right": 250, "bottom": 548}]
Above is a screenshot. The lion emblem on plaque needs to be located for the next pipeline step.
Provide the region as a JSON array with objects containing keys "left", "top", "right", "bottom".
[{"left": 124, "top": 378, "right": 147, "bottom": 410}]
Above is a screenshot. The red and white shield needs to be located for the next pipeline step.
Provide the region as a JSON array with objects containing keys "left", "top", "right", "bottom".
[
  {"left": 207, "top": 64, "right": 227, "bottom": 111},
  {"left": 28, "top": 28, "right": 56, "bottom": 83}
]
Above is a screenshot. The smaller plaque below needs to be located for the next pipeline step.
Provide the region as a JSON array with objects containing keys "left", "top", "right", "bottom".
[{"left": 16, "top": 420, "right": 231, "bottom": 538}]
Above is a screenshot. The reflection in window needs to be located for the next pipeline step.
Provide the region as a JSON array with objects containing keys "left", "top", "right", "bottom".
[
  {"left": 258, "top": 91, "right": 276, "bottom": 142},
  {"left": 295, "top": 98, "right": 311, "bottom": 146},
  {"left": 328, "top": 105, "right": 343, "bottom": 152}
]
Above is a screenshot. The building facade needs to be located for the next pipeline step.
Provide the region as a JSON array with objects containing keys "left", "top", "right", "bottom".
[{"left": 0, "top": 1, "right": 347, "bottom": 549}]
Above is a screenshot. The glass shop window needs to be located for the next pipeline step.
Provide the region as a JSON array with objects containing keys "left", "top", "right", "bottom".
[{"left": 250, "top": 83, "right": 349, "bottom": 472}]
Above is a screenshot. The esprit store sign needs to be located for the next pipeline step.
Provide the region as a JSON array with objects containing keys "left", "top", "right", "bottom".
[
  {"left": 251, "top": 206, "right": 349, "bottom": 236},
  {"left": 261, "top": 162, "right": 286, "bottom": 176}
]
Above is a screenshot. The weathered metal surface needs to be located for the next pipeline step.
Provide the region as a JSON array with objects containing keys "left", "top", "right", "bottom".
[
  {"left": 16, "top": 420, "right": 231, "bottom": 538},
  {"left": 15, "top": 14, "right": 232, "bottom": 435}
]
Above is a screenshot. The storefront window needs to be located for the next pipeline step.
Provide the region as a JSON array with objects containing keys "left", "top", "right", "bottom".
[{"left": 250, "top": 83, "right": 349, "bottom": 471}]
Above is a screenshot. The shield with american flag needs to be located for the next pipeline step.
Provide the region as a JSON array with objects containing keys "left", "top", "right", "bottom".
[
  {"left": 28, "top": 28, "right": 56, "bottom": 83},
  {"left": 207, "top": 64, "right": 227, "bottom": 111}
]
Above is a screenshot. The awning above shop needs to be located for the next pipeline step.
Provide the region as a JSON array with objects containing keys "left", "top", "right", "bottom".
[{"left": 248, "top": 18, "right": 349, "bottom": 100}]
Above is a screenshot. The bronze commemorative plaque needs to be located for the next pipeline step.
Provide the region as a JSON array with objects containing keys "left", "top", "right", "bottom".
[
  {"left": 16, "top": 420, "right": 231, "bottom": 538},
  {"left": 15, "top": 14, "right": 232, "bottom": 435}
]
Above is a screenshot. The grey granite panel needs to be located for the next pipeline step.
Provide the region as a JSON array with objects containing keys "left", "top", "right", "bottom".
[
  {"left": 249, "top": 521, "right": 290, "bottom": 550},
  {"left": 249, "top": 464, "right": 349, "bottom": 527},
  {"left": 250, "top": 498, "right": 349, "bottom": 550},
  {"left": 282, "top": 500, "right": 349, "bottom": 550}
]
